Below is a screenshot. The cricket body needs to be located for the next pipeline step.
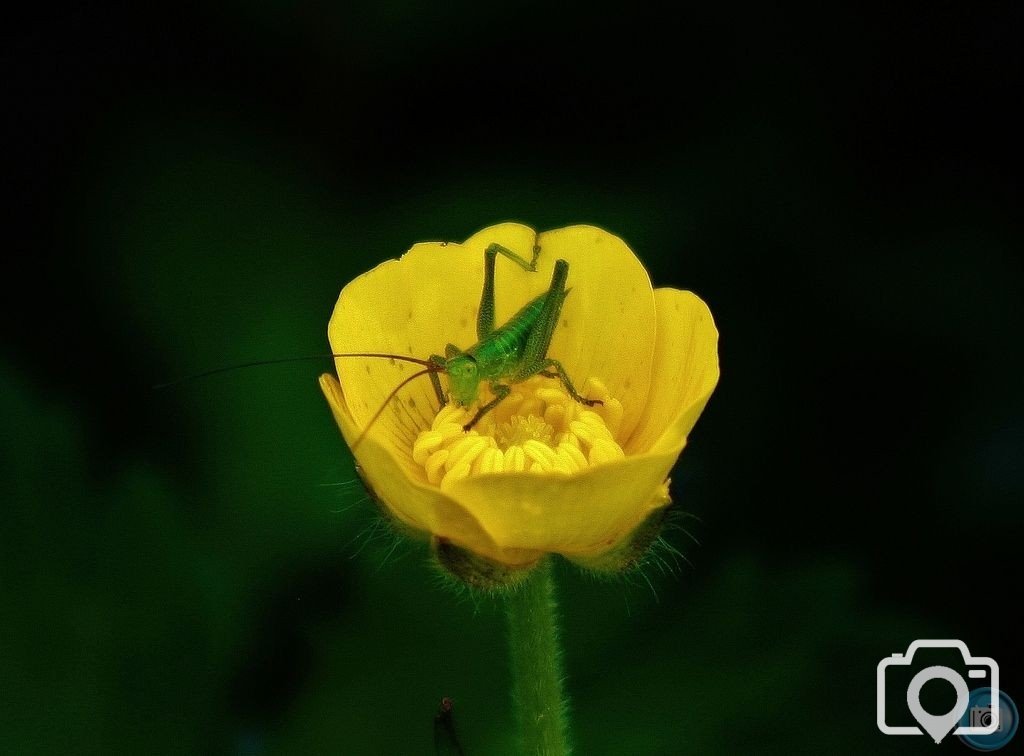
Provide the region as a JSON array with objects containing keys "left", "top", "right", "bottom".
[
  {"left": 343, "top": 242, "right": 602, "bottom": 448},
  {"left": 425, "top": 242, "right": 602, "bottom": 432}
]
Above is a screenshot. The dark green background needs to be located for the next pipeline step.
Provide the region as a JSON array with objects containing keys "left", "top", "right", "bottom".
[{"left": 4, "top": 3, "right": 1022, "bottom": 754}]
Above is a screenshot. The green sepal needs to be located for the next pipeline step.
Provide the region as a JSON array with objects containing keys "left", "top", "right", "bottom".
[{"left": 432, "top": 537, "right": 537, "bottom": 592}]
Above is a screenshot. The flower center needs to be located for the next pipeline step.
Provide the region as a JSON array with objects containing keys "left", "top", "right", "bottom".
[
  {"left": 411, "top": 376, "right": 625, "bottom": 491},
  {"left": 496, "top": 414, "right": 554, "bottom": 448}
]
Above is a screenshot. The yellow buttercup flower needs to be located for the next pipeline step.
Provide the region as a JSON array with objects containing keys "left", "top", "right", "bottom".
[{"left": 320, "top": 223, "right": 719, "bottom": 574}]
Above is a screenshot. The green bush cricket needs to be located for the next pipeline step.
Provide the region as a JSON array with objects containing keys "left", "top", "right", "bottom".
[{"left": 351, "top": 242, "right": 602, "bottom": 447}]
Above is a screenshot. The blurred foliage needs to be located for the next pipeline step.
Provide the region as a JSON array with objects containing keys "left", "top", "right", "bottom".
[{"left": 5, "top": 1, "right": 1022, "bottom": 754}]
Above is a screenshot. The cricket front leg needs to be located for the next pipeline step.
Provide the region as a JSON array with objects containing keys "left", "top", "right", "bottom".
[
  {"left": 462, "top": 383, "right": 511, "bottom": 431},
  {"left": 428, "top": 354, "right": 448, "bottom": 411},
  {"left": 540, "top": 359, "right": 603, "bottom": 407}
]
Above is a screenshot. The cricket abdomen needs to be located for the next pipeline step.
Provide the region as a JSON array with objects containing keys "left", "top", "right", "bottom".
[{"left": 468, "top": 291, "right": 550, "bottom": 380}]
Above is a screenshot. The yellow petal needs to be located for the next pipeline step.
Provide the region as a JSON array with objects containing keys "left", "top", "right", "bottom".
[
  {"left": 319, "top": 373, "right": 543, "bottom": 567},
  {"left": 447, "top": 451, "right": 678, "bottom": 558},
  {"left": 533, "top": 226, "right": 657, "bottom": 442},
  {"left": 625, "top": 288, "right": 720, "bottom": 455}
]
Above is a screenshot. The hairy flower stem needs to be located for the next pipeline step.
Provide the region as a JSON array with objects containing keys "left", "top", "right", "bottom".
[{"left": 505, "top": 557, "right": 571, "bottom": 755}]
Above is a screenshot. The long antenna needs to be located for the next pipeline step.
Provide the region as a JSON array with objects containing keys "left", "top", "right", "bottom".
[
  {"left": 153, "top": 352, "right": 437, "bottom": 390},
  {"left": 351, "top": 366, "right": 439, "bottom": 450}
]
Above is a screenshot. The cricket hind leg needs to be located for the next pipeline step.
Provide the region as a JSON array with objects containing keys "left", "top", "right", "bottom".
[
  {"left": 520, "top": 259, "right": 570, "bottom": 371},
  {"left": 486, "top": 242, "right": 541, "bottom": 272},
  {"left": 462, "top": 383, "right": 511, "bottom": 431},
  {"left": 539, "top": 359, "right": 603, "bottom": 407},
  {"left": 477, "top": 242, "right": 543, "bottom": 340}
]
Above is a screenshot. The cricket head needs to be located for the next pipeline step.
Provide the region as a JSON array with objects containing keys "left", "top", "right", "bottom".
[{"left": 445, "top": 354, "right": 480, "bottom": 406}]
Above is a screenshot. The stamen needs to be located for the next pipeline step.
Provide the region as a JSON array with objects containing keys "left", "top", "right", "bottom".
[
  {"left": 497, "top": 415, "right": 554, "bottom": 448},
  {"left": 412, "top": 376, "right": 625, "bottom": 489}
]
